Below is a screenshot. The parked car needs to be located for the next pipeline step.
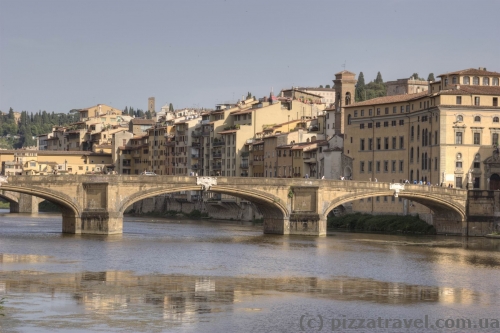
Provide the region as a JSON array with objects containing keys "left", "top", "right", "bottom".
[{"left": 141, "top": 172, "right": 156, "bottom": 176}]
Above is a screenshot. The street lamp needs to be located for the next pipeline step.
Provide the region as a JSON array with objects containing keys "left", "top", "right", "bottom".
[{"left": 65, "top": 159, "right": 67, "bottom": 171}]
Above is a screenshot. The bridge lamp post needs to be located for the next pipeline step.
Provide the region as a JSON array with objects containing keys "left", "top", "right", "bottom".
[{"left": 65, "top": 159, "right": 67, "bottom": 172}]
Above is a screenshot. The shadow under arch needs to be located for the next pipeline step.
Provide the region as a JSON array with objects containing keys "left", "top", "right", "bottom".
[
  {"left": 321, "top": 190, "right": 466, "bottom": 222},
  {"left": 118, "top": 185, "right": 289, "bottom": 219},
  {"left": 0, "top": 184, "right": 80, "bottom": 216}
]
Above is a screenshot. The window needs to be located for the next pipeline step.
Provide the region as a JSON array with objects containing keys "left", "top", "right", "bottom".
[
  {"left": 473, "top": 77, "right": 479, "bottom": 85},
  {"left": 410, "top": 147, "right": 414, "bottom": 162},
  {"left": 401, "top": 106, "right": 405, "bottom": 113},
  {"left": 361, "top": 110, "right": 364, "bottom": 116},
  {"left": 456, "top": 115, "right": 463, "bottom": 122},
  {"left": 456, "top": 161, "right": 462, "bottom": 168},
  {"left": 376, "top": 161, "right": 380, "bottom": 172},
  {"left": 474, "top": 132, "right": 481, "bottom": 145},
  {"left": 455, "top": 132, "right": 463, "bottom": 144},
  {"left": 384, "top": 121, "right": 389, "bottom": 127},
  {"left": 399, "top": 119, "right": 404, "bottom": 126},
  {"left": 444, "top": 78, "right": 448, "bottom": 86},
  {"left": 494, "top": 117, "right": 499, "bottom": 123},
  {"left": 406, "top": 105, "right": 410, "bottom": 113},
  {"left": 368, "top": 123, "right": 373, "bottom": 128},
  {"left": 391, "top": 120, "right": 396, "bottom": 126},
  {"left": 494, "top": 98, "right": 498, "bottom": 107},
  {"left": 348, "top": 115, "right": 352, "bottom": 125},
  {"left": 393, "top": 106, "right": 397, "bottom": 114},
  {"left": 369, "top": 109, "right": 373, "bottom": 116},
  {"left": 360, "top": 123, "right": 365, "bottom": 129},
  {"left": 384, "top": 161, "right": 388, "bottom": 172},
  {"left": 474, "top": 116, "right": 481, "bottom": 122},
  {"left": 384, "top": 137, "right": 389, "bottom": 149},
  {"left": 385, "top": 107, "right": 389, "bottom": 115},
  {"left": 377, "top": 108, "right": 381, "bottom": 115},
  {"left": 411, "top": 126, "right": 414, "bottom": 140},
  {"left": 391, "top": 160, "right": 396, "bottom": 172},
  {"left": 392, "top": 137, "right": 396, "bottom": 149},
  {"left": 399, "top": 160, "right": 404, "bottom": 172},
  {"left": 483, "top": 77, "right": 490, "bottom": 86},
  {"left": 456, "top": 177, "right": 463, "bottom": 189},
  {"left": 493, "top": 78, "right": 499, "bottom": 86},
  {"left": 399, "top": 136, "right": 404, "bottom": 149},
  {"left": 354, "top": 111, "right": 358, "bottom": 117},
  {"left": 368, "top": 138, "right": 373, "bottom": 150},
  {"left": 493, "top": 133, "right": 499, "bottom": 146},
  {"left": 360, "top": 161, "right": 365, "bottom": 172},
  {"left": 452, "top": 76, "right": 458, "bottom": 84},
  {"left": 376, "top": 122, "right": 380, "bottom": 128},
  {"left": 456, "top": 96, "right": 462, "bottom": 105},
  {"left": 376, "top": 138, "right": 381, "bottom": 150},
  {"left": 474, "top": 97, "right": 480, "bottom": 106},
  {"left": 368, "top": 161, "right": 372, "bottom": 172},
  {"left": 463, "top": 76, "right": 470, "bottom": 85},
  {"left": 360, "top": 139, "right": 365, "bottom": 151}
]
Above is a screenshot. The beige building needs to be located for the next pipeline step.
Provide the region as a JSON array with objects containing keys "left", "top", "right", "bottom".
[
  {"left": 343, "top": 67, "right": 500, "bottom": 216},
  {"left": 0, "top": 150, "right": 113, "bottom": 176},
  {"left": 386, "top": 78, "right": 429, "bottom": 96}
]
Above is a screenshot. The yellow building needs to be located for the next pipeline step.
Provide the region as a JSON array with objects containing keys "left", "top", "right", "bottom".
[
  {"left": 0, "top": 150, "right": 113, "bottom": 175},
  {"left": 343, "top": 67, "right": 500, "bottom": 216}
]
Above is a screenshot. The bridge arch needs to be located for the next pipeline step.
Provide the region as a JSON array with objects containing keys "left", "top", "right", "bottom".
[
  {"left": 118, "top": 185, "right": 289, "bottom": 219},
  {"left": 321, "top": 189, "right": 466, "bottom": 222},
  {"left": 0, "top": 185, "right": 80, "bottom": 216}
]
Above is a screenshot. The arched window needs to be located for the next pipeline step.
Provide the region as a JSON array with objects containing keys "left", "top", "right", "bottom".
[
  {"left": 410, "top": 147, "right": 414, "bottom": 160},
  {"left": 417, "top": 147, "right": 420, "bottom": 162},
  {"left": 474, "top": 116, "right": 481, "bottom": 122},
  {"left": 411, "top": 126, "right": 414, "bottom": 140},
  {"left": 347, "top": 114, "right": 352, "bottom": 125},
  {"left": 422, "top": 129, "right": 425, "bottom": 146},
  {"left": 493, "top": 78, "right": 499, "bottom": 86},
  {"left": 457, "top": 115, "right": 463, "bottom": 122},
  {"left": 494, "top": 117, "right": 499, "bottom": 123},
  {"left": 483, "top": 77, "right": 490, "bottom": 86},
  {"left": 475, "top": 153, "right": 481, "bottom": 162},
  {"left": 345, "top": 92, "right": 351, "bottom": 106},
  {"left": 457, "top": 153, "right": 462, "bottom": 160},
  {"left": 473, "top": 76, "right": 479, "bottom": 85},
  {"left": 417, "top": 125, "right": 420, "bottom": 139},
  {"left": 463, "top": 76, "right": 470, "bottom": 85}
]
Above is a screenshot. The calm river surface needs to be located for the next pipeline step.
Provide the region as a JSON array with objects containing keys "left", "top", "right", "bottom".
[{"left": 1, "top": 210, "right": 499, "bottom": 333}]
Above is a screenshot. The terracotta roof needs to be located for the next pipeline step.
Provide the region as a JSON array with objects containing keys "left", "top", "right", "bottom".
[
  {"left": 131, "top": 119, "right": 155, "bottom": 125},
  {"left": 438, "top": 68, "right": 500, "bottom": 77},
  {"left": 345, "top": 90, "right": 429, "bottom": 108}
]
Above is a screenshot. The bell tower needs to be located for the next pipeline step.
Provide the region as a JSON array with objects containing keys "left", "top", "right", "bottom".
[{"left": 333, "top": 71, "right": 357, "bottom": 134}]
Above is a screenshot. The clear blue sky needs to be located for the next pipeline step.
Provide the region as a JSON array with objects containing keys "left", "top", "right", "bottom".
[{"left": 1, "top": 0, "right": 499, "bottom": 114}]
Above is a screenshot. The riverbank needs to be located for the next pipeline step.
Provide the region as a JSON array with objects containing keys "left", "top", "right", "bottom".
[{"left": 328, "top": 213, "right": 436, "bottom": 234}]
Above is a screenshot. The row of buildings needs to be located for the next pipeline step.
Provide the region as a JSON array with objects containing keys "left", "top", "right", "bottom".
[{"left": 2, "top": 66, "right": 500, "bottom": 218}]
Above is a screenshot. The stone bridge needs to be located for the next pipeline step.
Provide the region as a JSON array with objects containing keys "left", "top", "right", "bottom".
[{"left": 0, "top": 175, "right": 473, "bottom": 236}]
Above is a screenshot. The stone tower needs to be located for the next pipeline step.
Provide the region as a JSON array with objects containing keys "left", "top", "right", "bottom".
[
  {"left": 333, "top": 71, "right": 357, "bottom": 134},
  {"left": 148, "top": 97, "right": 155, "bottom": 115}
]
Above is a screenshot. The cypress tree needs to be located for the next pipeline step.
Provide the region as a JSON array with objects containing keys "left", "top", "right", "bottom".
[
  {"left": 427, "top": 73, "right": 435, "bottom": 81},
  {"left": 356, "top": 72, "right": 366, "bottom": 102}
]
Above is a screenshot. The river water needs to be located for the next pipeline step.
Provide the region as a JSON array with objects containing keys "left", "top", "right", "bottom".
[{"left": 0, "top": 210, "right": 499, "bottom": 333}]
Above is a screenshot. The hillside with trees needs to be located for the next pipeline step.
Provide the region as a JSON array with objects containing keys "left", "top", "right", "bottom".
[{"left": 0, "top": 108, "right": 79, "bottom": 149}]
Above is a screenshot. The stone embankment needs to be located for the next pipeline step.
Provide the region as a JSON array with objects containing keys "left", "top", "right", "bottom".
[{"left": 125, "top": 195, "right": 260, "bottom": 221}]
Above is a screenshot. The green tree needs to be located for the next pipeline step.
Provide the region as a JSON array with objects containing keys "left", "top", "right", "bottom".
[
  {"left": 325, "top": 84, "right": 331, "bottom": 88},
  {"left": 169, "top": 103, "right": 174, "bottom": 112},
  {"left": 319, "top": 85, "right": 324, "bottom": 88},
  {"left": 246, "top": 92, "right": 252, "bottom": 99},
  {"left": 375, "top": 72, "right": 383, "bottom": 84},
  {"left": 355, "top": 72, "right": 366, "bottom": 102},
  {"left": 427, "top": 73, "right": 435, "bottom": 81}
]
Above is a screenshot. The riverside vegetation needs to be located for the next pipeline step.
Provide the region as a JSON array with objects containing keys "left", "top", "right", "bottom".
[{"left": 328, "top": 213, "right": 436, "bottom": 234}]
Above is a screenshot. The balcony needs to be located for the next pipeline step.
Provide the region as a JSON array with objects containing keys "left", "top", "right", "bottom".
[
  {"left": 192, "top": 142, "right": 200, "bottom": 147},
  {"left": 212, "top": 153, "right": 222, "bottom": 158},
  {"left": 240, "top": 164, "right": 249, "bottom": 169},
  {"left": 212, "top": 165, "right": 222, "bottom": 170},
  {"left": 240, "top": 151, "right": 249, "bottom": 157},
  {"left": 213, "top": 141, "right": 225, "bottom": 147}
]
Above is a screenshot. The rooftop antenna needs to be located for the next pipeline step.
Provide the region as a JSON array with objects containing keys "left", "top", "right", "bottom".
[{"left": 342, "top": 60, "right": 346, "bottom": 70}]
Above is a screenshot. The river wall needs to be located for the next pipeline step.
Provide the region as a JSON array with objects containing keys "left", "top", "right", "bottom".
[{"left": 125, "top": 195, "right": 260, "bottom": 221}]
